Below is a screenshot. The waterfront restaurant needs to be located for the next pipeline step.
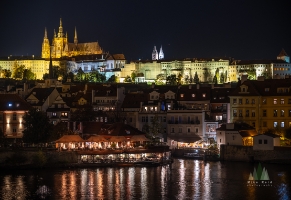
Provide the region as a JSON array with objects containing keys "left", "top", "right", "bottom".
[
  {"left": 76, "top": 122, "right": 171, "bottom": 165},
  {"left": 55, "top": 135, "right": 85, "bottom": 150}
]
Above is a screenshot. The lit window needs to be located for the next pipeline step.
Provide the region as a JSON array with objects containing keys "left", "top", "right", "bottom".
[
  {"left": 180, "top": 94, "right": 184, "bottom": 97},
  {"left": 263, "top": 99, "right": 267, "bottom": 104},
  {"left": 281, "top": 122, "right": 285, "bottom": 128},
  {"left": 274, "top": 99, "right": 277, "bottom": 104},
  {"left": 202, "top": 94, "right": 206, "bottom": 97},
  {"left": 8, "top": 103, "right": 12, "bottom": 107},
  {"left": 281, "top": 99, "right": 284, "bottom": 104},
  {"left": 274, "top": 122, "right": 278, "bottom": 127},
  {"left": 281, "top": 110, "right": 284, "bottom": 117},
  {"left": 192, "top": 94, "right": 195, "bottom": 97}
]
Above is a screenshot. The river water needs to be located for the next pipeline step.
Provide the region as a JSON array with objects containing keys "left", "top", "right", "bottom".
[{"left": 0, "top": 159, "right": 290, "bottom": 200}]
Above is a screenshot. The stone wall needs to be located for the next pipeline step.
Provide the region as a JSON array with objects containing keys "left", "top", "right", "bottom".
[
  {"left": 220, "top": 145, "right": 291, "bottom": 163},
  {"left": 0, "top": 150, "right": 78, "bottom": 165}
]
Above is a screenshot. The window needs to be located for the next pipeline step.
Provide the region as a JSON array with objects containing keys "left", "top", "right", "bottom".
[
  {"left": 192, "top": 94, "right": 195, "bottom": 97},
  {"left": 264, "top": 140, "right": 268, "bottom": 144},
  {"left": 281, "top": 99, "right": 285, "bottom": 104},
  {"left": 274, "top": 122, "right": 278, "bottom": 128},
  {"left": 233, "top": 109, "right": 237, "bottom": 117},
  {"left": 274, "top": 99, "right": 277, "bottom": 104},
  {"left": 246, "top": 110, "right": 249, "bottom": 117},
  {"left": 233, "top": 99, "right": 237, "bottom": 104},
  {"left": 281, "top": 122, "right": 285, "bottom": 128},
  {"left": 288, "top": 99, "right": 291, "bottom": 104},
  {"left": 13, "top": 113, "right": 17, "bottom": 120},
  {"left": 202, "top": 94, "right": 206, "bottom": 97},
  {"left": 251, "top": 99, "right": 255, "bottom": 104},
  {"left": 8, "top": 103, "right": 12, "bottom": 107},
  {"left": 239, "top": 99, "right": 242, "bottom": 104},
  {"left": 289, "top": 110, "right": 291, "bottom": 117},
  {"left": 142, "top": 117, "right": 145, "bottom": 122},
  {"left": 61, "top": 112, "right": 68, "bottom": 117},
  {"left": 274, "top": 110, "right": 278, "bottom": 117},
  {"left": 180, "top": 94, "right": 184, "bottom": 97},
  {"left": 171, "top": 128, "right": 174, "bottom": 133},
  {"left": 263, "top": 110, "right": 267, "bottom": 117},
  {"left": 179, "top": 127, "right": 182, "bottom": 133},
  {"left": 251, "top": 110, "right": 255, "bottom": 117},
  {"left": 265, "top": 88, "right": 269, "bottom": 92},
  {"left": 13, "top": 127, "right": 17, "bottom": 133},
  {"left": 239, "top": 110, "right": 242, "bottom": 117},
  {"left": 246, "top": 99, "right": 249, "bottom": 104},
  {"left": 263, "top": 99, "right": 267, "bottom": 104},
  {"left": 196, "top": 128, "right": 198, "bottom": 133},
  {"left": 263, "top": 122, "right": 267, "bottom": 127},
  {"left": 52, "top": 112, "right": 57, "bottom": 116},
  {"left": 281, "top": 110, "right": 285, "bottom": 117},
  {"left": 259, "top": 139, "right": 262, "bottom": 144}
]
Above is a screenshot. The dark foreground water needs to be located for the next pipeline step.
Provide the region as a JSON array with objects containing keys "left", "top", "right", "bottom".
[{"left": 0, "top": 159, "right": 290, "bottom": 200}]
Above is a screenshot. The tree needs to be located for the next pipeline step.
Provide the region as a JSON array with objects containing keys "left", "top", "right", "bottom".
[
  {"left": 107, "top": 75, "right": 117, "bottom": 83},
  {"left": 3, "top": 69, "right": 12, "bottom": 78},
  {"left": 166, "top": 74, "right": 177, "bottom": 85},
  {"left": 203, "top": 68, "right": 210, "bottom": 82},
  {"left": 49, "top": 122, "right": 73, "bottom": 142},
  {"left": 224, "top": 70, "right": 228, "bottom": 82},
  {"left": 149, "top": 115, "right": 162, "bottom": 140},
  {"left": 155, "top": 74, "right": 166, "bottom": 85},
  {"left": 131, "top": 72, "right": 136, "bottom": 82},
  {"left": 213, "top": 75, "right": 218, "bottom": 84},
  {"left": 76, "top": 68, "right": 85, "bottom": 81},
  {"left": 12, "top": 63, "right": 25, "bottom": 79},
  {"left": 220, "top": 72, "right": 224, "bottom": 83},
  {"left": 194, "top": 71, "right": 199, "bottom": 84},
  {"left": 177, "top": 73, "right": 182, "bottom": 85},
  {"left": 22, "top": 109, "right": 53, "bottom": 143},
  {"left": 23, "top": 68, "right": 36, "bottom": 80},
  {"left": 124, "top": 75, "right": 132, "bottom": 82}
]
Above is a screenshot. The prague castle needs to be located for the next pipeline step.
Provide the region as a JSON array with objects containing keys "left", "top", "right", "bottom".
[{"left": 41, "top": 18, "right": 103, "bottom": 58}]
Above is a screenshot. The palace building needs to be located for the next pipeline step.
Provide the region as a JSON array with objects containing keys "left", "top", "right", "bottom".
[{"left": 41, "top": 18, "right": 103, "bottom": 59}]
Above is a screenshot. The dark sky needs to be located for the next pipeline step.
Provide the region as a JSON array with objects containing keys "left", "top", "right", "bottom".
[{"left": 0, "top": 0, "right": 290, "bottom": 61}]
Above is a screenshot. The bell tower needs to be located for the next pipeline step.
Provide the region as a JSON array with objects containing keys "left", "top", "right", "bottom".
[
  {"left": 159, "top": 45, "right": 164, "bottom": 60},
  {"left": 41, "top": 28, "right": 50, "bottom": 58},
  {"left": 152, "top": 46, "right": 159, "bottom": 60}
]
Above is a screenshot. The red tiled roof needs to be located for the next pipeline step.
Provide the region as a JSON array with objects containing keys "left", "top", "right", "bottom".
[{"left": 0, "top": 94, "right": 32, "bottom": 111}]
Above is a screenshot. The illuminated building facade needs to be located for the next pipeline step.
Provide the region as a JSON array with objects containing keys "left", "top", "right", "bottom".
[
  {"left": 229, "top": 78, "right": 291, "bottom": 132},
  {"left": 0, "top": 94, "right": 32, "bottom": 139},
  {"left": 41, "top": 19, "right": 103, "bottom": 59}
]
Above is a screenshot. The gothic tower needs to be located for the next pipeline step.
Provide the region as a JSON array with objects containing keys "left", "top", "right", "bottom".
[
  {"left": 159, "top": 46, "right": 164, "bottom": 60},
  {"left": 152, "top": 46, "right": 159, "bottom": 60},
  {"left": 41, "top": 28, "right": 50, "bottom": 58},
  {"left": 74, "top": 27, "right": 78, "bottom": 45},
  {"left": 52, "top": 18, "right": 68, "bottom": 58}
]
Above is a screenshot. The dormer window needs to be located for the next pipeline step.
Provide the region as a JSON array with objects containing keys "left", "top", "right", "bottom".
[
  {"left": 202, "top": 93, "right": 206, "bottom": 97},
  {"left": 265, "top": 88, "right": 269, "bottom": 92},
  {"left": 180, "top": 94, "right": 184, "bottom": 98},
  {"left": 240, "top": 85, "right": 248, "bottom": 93},
  {"left": 192, "top": 94, "right": 195, "bottom": 97}
]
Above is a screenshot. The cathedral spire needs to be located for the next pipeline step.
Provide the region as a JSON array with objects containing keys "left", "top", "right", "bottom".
[
  {"left": 74, "top": 26, "right": 78, "bottom": 44},
  {"left": 54, "top": 29, "right": 56, "bottom": 38},
  {"left": 44, "top": 27, "right": 47, "bottom": 39},
  {"left": 159, "top": 45, "right": 164, "bottom": 60},
  {"left": 58, "top": 18, "right": 63, "bottom": 37}
]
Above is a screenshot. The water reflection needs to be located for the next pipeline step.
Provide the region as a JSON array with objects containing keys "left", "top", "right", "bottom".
[{"left": 0, "top": 160, "right": 290, "bottom": 199}]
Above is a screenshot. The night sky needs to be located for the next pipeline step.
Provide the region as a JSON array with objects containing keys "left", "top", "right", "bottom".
[{"left": 0, "top": 0, "right": 290, "bottom": 61}]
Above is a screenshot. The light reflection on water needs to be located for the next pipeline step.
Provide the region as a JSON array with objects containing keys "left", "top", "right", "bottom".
[{"left": 0, "top": 160, "right": 290, "bottom": 199}]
